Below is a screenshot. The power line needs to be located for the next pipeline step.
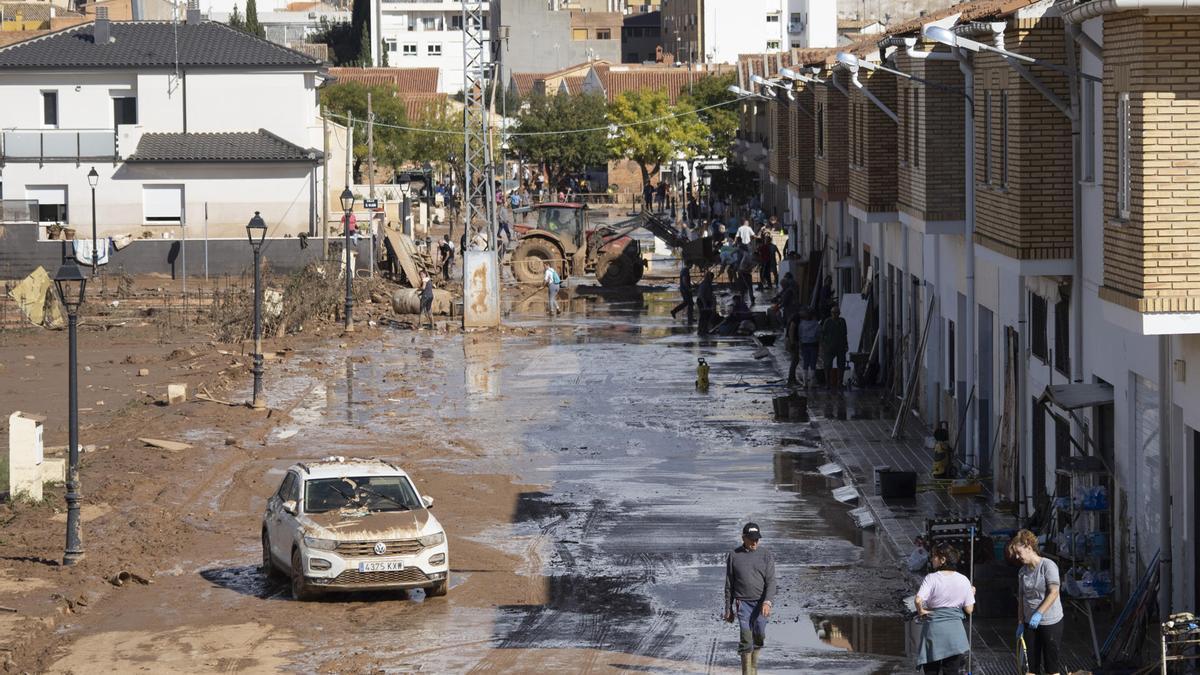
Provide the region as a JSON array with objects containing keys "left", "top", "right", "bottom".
[{"left": 323, "top": 96, "right": 746, "bottom": 138}]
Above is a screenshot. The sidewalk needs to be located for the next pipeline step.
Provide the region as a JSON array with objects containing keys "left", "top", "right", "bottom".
[{"left": 764, "top": 344, "right": 1102, "bottom": 673}]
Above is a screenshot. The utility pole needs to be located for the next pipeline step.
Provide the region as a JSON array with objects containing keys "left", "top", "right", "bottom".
[
  {"left": 345, "top": 111, "right": 354, "bottom": 192},
  {"left": 322, "top": 109, "right": 330, "bottom": 259},
  {"left": 460, "top": 0, "right": 500, "bottom": 327},
  {"left": 367, "top": 92, "right": 376, "bottom": 279}
]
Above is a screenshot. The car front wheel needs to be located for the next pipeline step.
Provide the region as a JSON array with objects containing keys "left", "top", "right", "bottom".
[
  {"left": 426, "top": 578, "right": 448, "bottom": 598},
  {"left": 290, "top": 549, "right": 316, "bottom": 601}
]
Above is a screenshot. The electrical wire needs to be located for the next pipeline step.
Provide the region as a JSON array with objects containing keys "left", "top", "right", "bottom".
[{"left": 323, "top": 96, "right": 747, "bottom": 138}]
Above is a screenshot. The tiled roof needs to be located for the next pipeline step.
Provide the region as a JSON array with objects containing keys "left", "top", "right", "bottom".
[
  {"left": 398, "top": 92, "right": 448, "bottom": 115},
  {"left": 509, "top": 71, "right": 543, "bottom": 96},
  {"left": 560, "top": 75, "right": 585, "bottom": 95},
  {"left": 327, "top": 66, "right": 439, "bottom": 93},
  {"left": 880, "top": 0, "right": 1037, "bottom": 37},
  {"left": 596, "top": 65, "right": 733, "bottom": 104},
  {"left": 543, "top": 59, "right": 606, "bottom": 79},
  {"left": 0, "top": 3, "right": 64, "bottom": 22},
  {"left": 127, "top": 130, "right": 318, "bottom": 163},
  {"left": 0, "top": 20, "right": 321, "bottom": 68}
]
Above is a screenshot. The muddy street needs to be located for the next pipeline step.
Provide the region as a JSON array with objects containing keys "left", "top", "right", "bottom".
[{"left": 13, "top": 286, "right": 912, "bottom": 674}]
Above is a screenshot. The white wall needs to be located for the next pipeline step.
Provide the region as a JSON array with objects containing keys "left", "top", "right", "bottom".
[
  {"left": 791, "top": 0, "right": 838, "bottom": 49},
  {"left": 703, "top": 0, "right": 787, "bottom": 65}
]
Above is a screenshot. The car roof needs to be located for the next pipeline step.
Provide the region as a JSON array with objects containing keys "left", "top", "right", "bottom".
[{"left": 287, "top": 457, "right": 411, "bottom": 480}]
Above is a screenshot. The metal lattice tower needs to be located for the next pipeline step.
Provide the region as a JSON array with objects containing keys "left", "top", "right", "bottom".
[{"left": 461, "top": 0, "right": 496, "bottom": 249}]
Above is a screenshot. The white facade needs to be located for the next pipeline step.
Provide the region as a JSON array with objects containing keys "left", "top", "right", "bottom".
[
  {"left": 664, "top": 0, "right": 836, "bottom": 65},
  {"left": 0, "top": 45, "right": 326, "bottom": 239},
  {"left": 378, "top": 0, "right": 489, "bottom": 95}
]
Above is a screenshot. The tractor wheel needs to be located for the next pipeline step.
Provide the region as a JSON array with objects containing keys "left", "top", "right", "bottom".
[
  {"left": 596, "top": 245, "right": 644, "bottom": 287},
  {"left": 512, "top": 238, "right": 562, "bottom": 284}
]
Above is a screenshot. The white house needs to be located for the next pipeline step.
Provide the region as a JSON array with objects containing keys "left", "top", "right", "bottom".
[
  {"left": 661, "top": 0, "right": 836, "bottom": 65},
  {"left": 0, "top": 9, "right": 328, "bottom": 246},
  {"left": 378, "top": 0, "right": 489, "bottom": 95}
]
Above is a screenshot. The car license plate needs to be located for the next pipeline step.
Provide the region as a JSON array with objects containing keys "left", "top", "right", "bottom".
[{"left": 358, "top": 560, "right": 403, "bottom": 572}]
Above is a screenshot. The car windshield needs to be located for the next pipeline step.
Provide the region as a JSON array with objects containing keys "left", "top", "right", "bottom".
[
  {"left": 303, "top": 475, "right": 420, "bottom": 514},
  {"left": 537, "top": 207, "right": 580, "bottom": 234}
]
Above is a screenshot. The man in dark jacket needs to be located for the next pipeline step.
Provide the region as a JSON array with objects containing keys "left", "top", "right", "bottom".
[
  {"left": 671, "top": 263, "right": 694, "bottom": 323},
  {"left": 820, "top": 304, "right": 849, "bottom": 389},
  {"left": 724, "top": 522, "right": 776, "bottom": 674}
]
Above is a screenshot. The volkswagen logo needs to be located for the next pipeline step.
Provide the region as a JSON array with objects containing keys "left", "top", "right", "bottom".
[{"left": 373, "top": 541, "right": 387, "bottom": 556}]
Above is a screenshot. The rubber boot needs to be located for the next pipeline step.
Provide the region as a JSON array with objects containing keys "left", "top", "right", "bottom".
[
  {"left": 740, "top": 652, "right": 752, "bottom": 675},
  {"left": 749, "top": 649, "right": 760, "bottom": 674}
]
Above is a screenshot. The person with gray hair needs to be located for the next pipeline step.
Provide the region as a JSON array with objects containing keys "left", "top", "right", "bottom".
[{"left": 724, "top": 522, "right": 776, "bottom": 674}]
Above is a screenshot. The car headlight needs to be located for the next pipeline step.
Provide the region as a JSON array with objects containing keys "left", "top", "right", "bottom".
[
  {"left": 418, "top": 532, "right": 446, "bottom": 547},
  {"left": 303, "top": 536, "right": 339, "bottom": 551}
]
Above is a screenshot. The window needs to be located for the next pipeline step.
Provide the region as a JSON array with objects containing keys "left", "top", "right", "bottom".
[
  {"left": 403, "top": 43, "right": 417, "bottom": 56},
  {"left": 947, "top": 319, "right": 956, "bottom": 390},
  {"left": 142, "top": 184, "right": 183, "bottom": 224},
  {"left": 27, "top": 185, "right": 67, "bottom": 224},
  {"left": 1000, "top": 91, "right": 1009, "bottom": 187},
  {"left": 427, "top": 43, "right": 442, "bottom": 56},
  {"left": 450, "top": 14, "right": 462, "bottom": 30},
  {"left": 384, "top": 38, "right": 398, "bottom": 53},
  {"left": 112, "top": 97, "right": 137, "bottom": 126},
  {"left": 41, "top": 91, "right": 58, "bottom": 127},
  {"left": 596, "top": 28, "right": 611, "bottom": 40},
  {"left": 1117, "top": 91, "right": 1131, "bottom": 219},
  {"left": 766, "top": 12, "right": 780, "bottom": 22},
  {"left": 791, "top": 12, "right": 803, "bottom": 24},
  {"left": 1083, "top": 79, "right": 1096, "bottom": 182},
  {"left": 766, "top": 40, "right": 781, "bottom": 50},
  {"left": 901, "top": 88, "right": 908, "bottom": 164},
  {"left": 1031, "top": 293, "right": 1048, "bottom": 362},
  {"left": 572, "top": 28, "right": 588, "bottom": 40},
  {"left": 1054, "top": 292, "right": 1070, "bottom": 375},
  {"left": 816, "top": 102, "right": 825, "bottom": 157},
  {"left": 984, "top": 91, "right": 992, "bottom": 184},
  {"left": 420, "top": 16, "right": 442, "bottom": 31}
]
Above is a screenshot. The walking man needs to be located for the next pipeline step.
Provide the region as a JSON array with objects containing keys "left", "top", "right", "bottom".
[
  {"left": 418, "top": 271, "right": 434, "bottom": 330},
  {"left": 820, "top": 304, "right": 849, "bottom": 389},
  {"left": 671, "top": 263, "right": 694, "bottom": 322},
  {"left": 438, "top": 234, "right": 454, "bottom": 281},
  {"left": 542, "top": 260, "right": 562, "bottom": 316},
  {"left": 724, "top": 522, "right": 776, "bottom": 675}
]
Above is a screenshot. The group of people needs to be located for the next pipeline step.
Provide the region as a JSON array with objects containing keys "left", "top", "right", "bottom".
[{"left": 724, "top": 525, "right": 1065, "bottom": 675}]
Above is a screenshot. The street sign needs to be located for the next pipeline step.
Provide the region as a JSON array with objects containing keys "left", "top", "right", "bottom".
[{"left": 363, "top": 199, "right": 380, "bottom": 209}]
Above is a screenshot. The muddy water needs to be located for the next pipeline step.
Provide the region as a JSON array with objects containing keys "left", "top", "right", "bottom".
[{"left": 49, "top": 283, "right": 916, "bottom": 673}]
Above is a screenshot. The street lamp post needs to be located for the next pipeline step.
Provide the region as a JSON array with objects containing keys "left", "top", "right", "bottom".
[
  {"left": 340, "top": 188, "right": 355, "bottom": 332},
  {"left": 53, "top": 263, "right": 87, "bottom": 565},
  {"left": 398, "top": 173, "right": 411, "bottom": 236},
  {"left": 245, "top": 212, "right": 267, "bottom": 409},
  {"left": 87, "top": 168, "right": 99, "bottom": 278}
]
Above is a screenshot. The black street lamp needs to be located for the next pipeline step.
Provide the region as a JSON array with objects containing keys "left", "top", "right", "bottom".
[
  {"left": 246, "top": 212, "right": 267, "bottom": 409},
  {"left": 53, "top": 263, "right": 87, "bottom": 566},
  {"left": 87, "top": 167, "right": 99, "bottom": 278},
  {"left": 340, "top": 187, "right": 355, "bottom": 332}
]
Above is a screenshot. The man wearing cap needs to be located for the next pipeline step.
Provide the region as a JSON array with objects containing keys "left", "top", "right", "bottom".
[{"left": 724, "top": 522, "right": 777, "bottom": 674}]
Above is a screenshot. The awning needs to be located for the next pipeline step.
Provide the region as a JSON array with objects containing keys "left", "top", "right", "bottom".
[{"left": 1040, "top": 382, "right": 1115, "bottom": 411}]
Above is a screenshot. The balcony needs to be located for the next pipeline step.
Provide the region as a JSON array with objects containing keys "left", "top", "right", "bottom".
[
  {"left": 788, "top": 22, "right": 805, "bottom": 34},
  {"left": 0, "top": 129, "right": 118, "bottom": 165},
  {"left": 0, "top": 200, "right": 38, "bottom": 223}
]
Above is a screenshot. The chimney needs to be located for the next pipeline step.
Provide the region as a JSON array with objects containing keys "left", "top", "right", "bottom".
[
  {"left": 94, "top": 6, "right": 110, "bottom": 45},
  {"left": 186, "top": 0, "right": 201, "bottom": 25}
]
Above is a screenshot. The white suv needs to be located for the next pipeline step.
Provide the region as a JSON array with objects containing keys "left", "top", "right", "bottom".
[{"left": 261, "top": 457, "right": 450, "bottom": 600}]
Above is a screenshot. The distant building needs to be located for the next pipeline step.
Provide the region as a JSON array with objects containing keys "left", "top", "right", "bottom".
[
  {"left": 661, "top": 0, "right": 837, "bottom": 64},
  {"left": 621, "top": 10, "right": 661, "bottom": 63},
  {"left": 493, "top": 0, "right": 621, "bottom": 75},
  {"left": 377, "top": 0, "right": 488, "bottom": 95}
]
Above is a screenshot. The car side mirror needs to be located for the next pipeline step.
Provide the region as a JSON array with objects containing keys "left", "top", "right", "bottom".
[
  {"left": 282, "top": 500, "right": 298, "bottom": 516},
  {"left": 421, "top": 495, "right": 434, "bottom": 509}
]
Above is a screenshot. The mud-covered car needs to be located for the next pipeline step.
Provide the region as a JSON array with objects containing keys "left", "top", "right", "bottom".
[{"left": 261, "top": 457, "right": 449, "bottom": 600}]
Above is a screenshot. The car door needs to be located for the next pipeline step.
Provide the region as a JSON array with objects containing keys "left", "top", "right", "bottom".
[
  {"left": 267, "top": 472, "right": 296, "bottom": 564},
  {"left": 277, "top": 472, "right": 303, "bottom": 566}
]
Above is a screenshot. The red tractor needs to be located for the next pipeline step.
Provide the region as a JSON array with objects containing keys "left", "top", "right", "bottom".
[{"left": 510, "top": 203, "right": 711, "bottom": 287}]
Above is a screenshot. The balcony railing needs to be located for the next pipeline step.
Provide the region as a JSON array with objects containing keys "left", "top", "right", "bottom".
[
  {"left": 788, "top": 22, "right": 805, "bottom": 34},
  {"left": 0, "top": 199, "right": 37, "bottom": 223},
  {"left": 0, "top": 129, "right": 117, "bottom": 164}
]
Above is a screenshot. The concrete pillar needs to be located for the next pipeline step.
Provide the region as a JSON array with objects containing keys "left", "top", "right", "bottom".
[{"left": 8, "top": 411, "right": 46, "bottom": 501}]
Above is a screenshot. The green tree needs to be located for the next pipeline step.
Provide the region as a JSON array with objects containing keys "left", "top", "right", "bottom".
[
  {"left": 358, "top": 31, "right": 371, "bottom": 67},
  {"left": 244, "top": 0, "right": 264, "bottom": 38},
  {"left": 320, "top": 82, "right": 410, "bottom": 183},
  {"left": 227, "top": 3, "right": 243, "bottom": 31},
  {"left": 680, "top": 72, "right": 738, "bottom": 159},
  {"left": 607, "top": 90, "right": 708, "bottom": 190},
  {"left": 511, "top": 93, "right": 609, "bottom": 189},
  {"left": 407, "top": 102, "right": 461, "bottom": 170},
  {"left": 309, "top": 18, "right": 359, "bottom": 66}
]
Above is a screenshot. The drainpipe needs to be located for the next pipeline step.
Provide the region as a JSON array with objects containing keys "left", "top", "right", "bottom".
[
  {"left": 1159, "top": 335, "right": 1175, "bottom": 617},
  {"left": 951, "top": 42, "right": 979, "bottom": 471},
  {"left": 1018, "top": 275, "right": 1029, "bottom": 517}
]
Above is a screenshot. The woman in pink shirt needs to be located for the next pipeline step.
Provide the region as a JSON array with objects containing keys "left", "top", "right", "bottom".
[{"left": 914, "top": 543, "right": 975, "bottom": 674}]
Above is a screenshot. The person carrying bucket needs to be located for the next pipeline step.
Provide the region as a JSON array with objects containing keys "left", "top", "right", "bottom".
[{"left": 914, "top": 542, "right": 975, "bottom": 674}]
